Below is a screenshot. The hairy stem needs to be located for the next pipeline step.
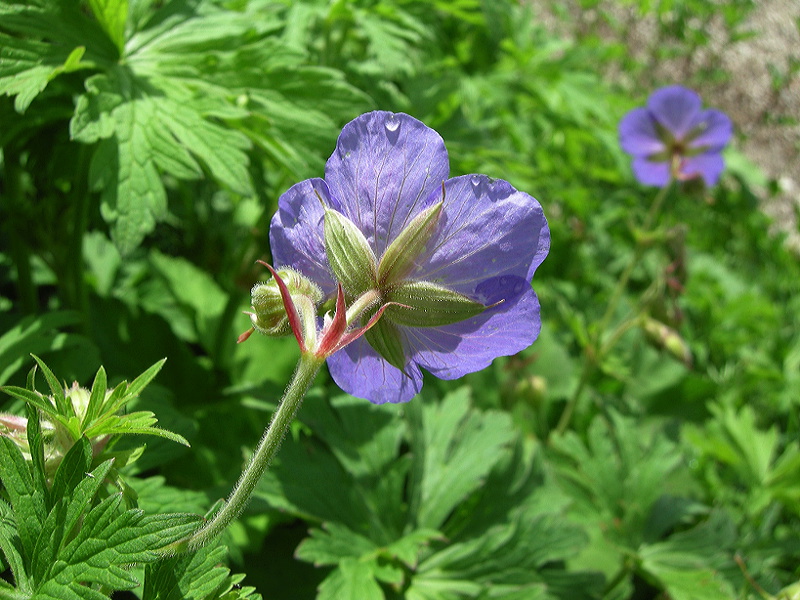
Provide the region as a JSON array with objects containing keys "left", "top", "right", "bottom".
[{"left": 176, "top": 352, "right": 324, "bottom": 552}]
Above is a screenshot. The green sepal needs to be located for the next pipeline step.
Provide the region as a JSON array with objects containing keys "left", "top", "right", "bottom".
[
  {"left": 364, "top": 318, "right": 407, "bottom": 372},
  {"left": 378, "top": 201, "right": 443, "bottom": 285},
  {"left": 324, "top": 208, "right": 378, "bottom": 296},
  {"left": 385, "top": 281, "right": 486, "bottom": 328}
]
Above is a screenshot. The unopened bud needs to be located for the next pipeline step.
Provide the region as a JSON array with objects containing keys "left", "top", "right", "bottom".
[
  {"left": 250, "top": 268, "right": 323, "bottom": 336},
  {"left": 777, "top": 581, "right": 800, "bottom": 600},
  {"left": 642, "top": 317, "right": 692, "bottom": 367},
  {"left": 514, "top": 375, "right": 548, "bottom": 407}
]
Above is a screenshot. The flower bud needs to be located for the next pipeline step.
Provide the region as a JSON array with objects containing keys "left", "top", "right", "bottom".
[
  {"left": 513, "top": 375, "right": 548, "bottom": 408},
  {"left": 642, "top": 317, "right": 692, "bottom": 367},
  {"left": 0, "top": 383, "right": 112, "bottom": 478},
  {"left": 777, "top": 581, "right": 800, "bottom": 600},
  {"left": 53, "top": 383, "right": 100, "bottom": 452},
  {"left": 250, "top": 268, "right": 323, "bottom": 336}
]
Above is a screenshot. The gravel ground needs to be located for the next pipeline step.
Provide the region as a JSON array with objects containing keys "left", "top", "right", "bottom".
[{"left": 532, "top": 0, "right": 800, "bottom": 249}]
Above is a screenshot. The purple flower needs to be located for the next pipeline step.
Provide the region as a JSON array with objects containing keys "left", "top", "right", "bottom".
[
  {"left": 269, "top": 111, "right": 550, "bottom": 404},
  {"left": 619, "top": 85, "right": 733, "bottom": 187}
]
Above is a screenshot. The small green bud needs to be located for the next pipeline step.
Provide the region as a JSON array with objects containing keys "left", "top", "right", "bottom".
[
  {"left": 250, "top": 268, "right": 323, "bottom": 336},
  {"left": 513, "top": 375, "right": 548, "bottom": 408},
  {"left": 323, "top": 208, "right": 378, "bottom": 296},
  {"left": 641, "top": 317, "right": 692, "bottom": 367},
  {"left": 777, "top": 581, "right": 800, "bottom": 600},
  {"left": 385, "top": 281, "right": 486, "bottom": 327},
  {"left": 378, "top": 201, "right": 443, "bottom": 285}
]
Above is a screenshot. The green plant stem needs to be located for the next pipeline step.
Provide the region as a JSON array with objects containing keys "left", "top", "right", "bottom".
[
  {"left": 553, "top": 358, "right": 593, "bottom": 438},
  {"left": 595, "top": 181, "right": 673, "bottom": 341},
  {"left": 178, "top": 352, "right": 325, "bottom": 552},
  {"left": 2, "top": 146, "right": 38, "bottom": 314},
  {"left": 603, "top": 556, "right": 635, "bottom": 599},
  {"left": 553, "top": 182, "right": 673, "bottom": 438},
  {"left": 62, "top": 144, "right": 91, "bottom": 321}
]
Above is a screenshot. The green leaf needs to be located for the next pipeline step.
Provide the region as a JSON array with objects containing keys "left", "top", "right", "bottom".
[
  {"left": 0, "top": 497, "right": 28, "bottom": 595},
  {"left": 0, "top": 311, "right": 83, "bottom": 386},
  {"left": 25, "top": 403, "right": 48, "bottom": 500},
  {"left": 0, "top": 1, "right": 114, "bottom": 112},
  {"left": 63, "top": 460, "right": 116, "bottom": 540},
  {"left": 0, "top": 36, "right": 92, "bottom": 113},
  {"left": 386, "top": 529, "right": 443, "bottom": 568},
  {"left": 317, "top": 557, "right": 386, "bottom": 600},
  {"left": 147, "top": 251, "right": 229, "bottom": 351},
  {"left": 87, "top": 0, "right": 128, "bottom": 52},
  {"left": 30, "top": 355, "right": 68, "bottom": 416},
  {"left": 639, "top": 513, "right": 737, "bottom": 600},
  {"left": 295, "top": 522, "right": 379, "bottom": 567},
  {"left": 0, "top": 444, "right": 201, "bottom": 596},
  {"left": 244, "top": 63, "right": 371, "bottom": 175},
  {"left": 0, "top": 437, "right": 46, "bottom": 565},
  {"left": 83, "top": 411, "right": 190, "bottom": 446},
  {"left": 0, "top": 386, "right": 56, "bottom": 419},
  {"left": 129, "top": 476, "right": 210, "bottom": 516},
  {"left": 73, "top": 66, "right": 254, "bottom": 253},
  {"left": 685, "top": 404, "right": 777, "bottom": 486},
  {"left": 143, "top": 544, "right": 261, "bottom": 600},
  {"left": 123, "top": 358, "right": 166, "bottom": 401},
  {"left": 49, "top": 438, "right": 92, "bottom": 510},
  {"left": 550, "top": 411, "right": 683, "bottom": 547},
  {"left": 415, "top": 511, "right": 593, "bottom": 596},
  {"left": 278, "top": 389, "right": 599, "bottom": 599},
  {"left": 82, "top": 366, "right": 108, "bottom": 430},
  {"left": 46, "top": 496, "right": 201, "bottom": 593},
  {"left": 409, "top": 388, "right": 517, "bottom": 530}
]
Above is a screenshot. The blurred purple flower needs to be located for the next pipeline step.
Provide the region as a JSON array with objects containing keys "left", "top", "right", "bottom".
[
  {"left": 619, "top": 85, "right": 733, "bottom": 187},
  {"left": 269, "top": 111, "right": 550, "bottom": 403}
]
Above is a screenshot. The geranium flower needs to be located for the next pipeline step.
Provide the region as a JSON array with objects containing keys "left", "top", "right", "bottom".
[
  {"left": 268, "top": 111, "right": 550, "bottom": 403},
  {"left": 619, "top": 85, "right": 733, "bottom": 187}
]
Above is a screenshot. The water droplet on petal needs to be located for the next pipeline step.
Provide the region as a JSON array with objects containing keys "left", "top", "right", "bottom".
[
  {"left": 470, "top": 175, "right": 481, "bottom": 187},
  {"left": 385, "top": 113, "right": 400, "bottom": 132}
]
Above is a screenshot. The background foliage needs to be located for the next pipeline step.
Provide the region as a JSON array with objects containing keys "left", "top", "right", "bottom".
[{"left": 1, "top": 0, "right": 798, "bottom": 599}]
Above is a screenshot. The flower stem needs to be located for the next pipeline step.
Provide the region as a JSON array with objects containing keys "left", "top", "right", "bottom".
[
  {"left": 176, "top": 352, "right": 325, "bottom": 553},
  {"left": 552, "top": 182, "right": 673, "bottom": 438},
  {"left": 1, "top": 145, "right": 38, "bottom": 314},
  {"left": 62, "top": 144, "right": 91, "bottom": 322},
  {"left": 595, "top": 181, "right": 673, "bottom": 343}
]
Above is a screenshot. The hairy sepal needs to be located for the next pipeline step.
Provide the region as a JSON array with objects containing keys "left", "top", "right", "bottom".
[
  {"left": 385, "top": 281, "right": 486, "bottom": 327},
  {"left": 323, "top": 208, "right": 378, "bottom": 296},
  {"left": 378, "top": 201, "right": 443, "bottom": 285}
]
